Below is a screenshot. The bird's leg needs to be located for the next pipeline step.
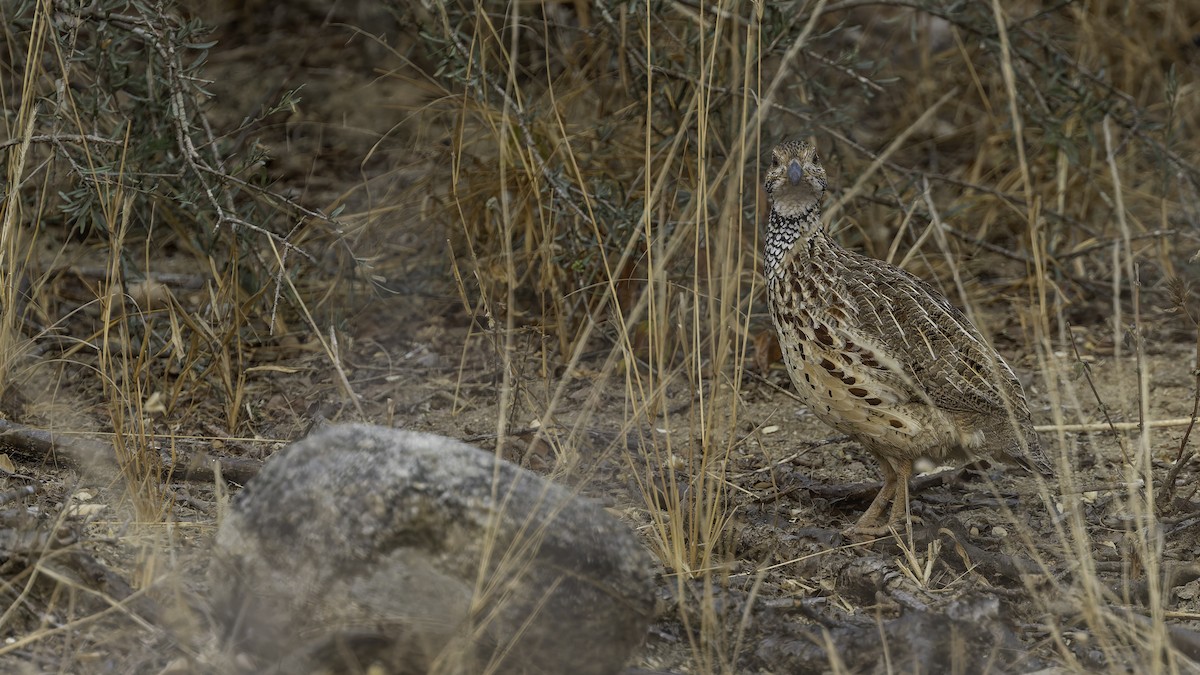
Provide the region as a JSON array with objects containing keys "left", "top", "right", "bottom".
[
  {"left": 848, "top": 460, "right": 896, "bottom": 533},
  {"left": 886, "top": 459, "right": 914, "bottom": 528}
]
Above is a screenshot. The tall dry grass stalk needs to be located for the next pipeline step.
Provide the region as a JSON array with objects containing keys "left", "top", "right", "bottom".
[
  {"left": 0, "top": 11, "right": 44, "bottom": 402},
  {"left": 431, "top": 1, "right": 778, "bottom": 667},
  {"left": 96, "top": 191, "right": 167, "bottom": 521}
]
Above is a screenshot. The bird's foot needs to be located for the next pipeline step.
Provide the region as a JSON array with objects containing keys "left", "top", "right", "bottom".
[
  {"left": 841, "top": 515, "right": 924, "bottom": 539},
  {"left": 841, "top": 514, "right": 892, "bottom": 538},
  {"left": 841, "top": 523, "right": 891, "bottom": 539}
]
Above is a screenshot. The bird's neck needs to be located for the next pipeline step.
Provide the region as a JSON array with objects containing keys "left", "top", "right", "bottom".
[{"left": 765, "top": 196, "right": 824, "bottom": 280}]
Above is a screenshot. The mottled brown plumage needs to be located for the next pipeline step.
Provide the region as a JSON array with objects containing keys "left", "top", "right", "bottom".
[{"left": 764, "top": 139, "right": 1049, "bottom": 534}]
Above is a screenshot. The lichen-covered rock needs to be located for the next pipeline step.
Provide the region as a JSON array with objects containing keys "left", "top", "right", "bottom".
[{"left": 210, "top": 424, "right": 655, "bottom": 674}]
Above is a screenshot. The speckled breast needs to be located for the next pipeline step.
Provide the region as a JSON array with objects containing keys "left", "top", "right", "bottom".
[{"left": 767, "top": 273, "right": 962, "bottom": 459}]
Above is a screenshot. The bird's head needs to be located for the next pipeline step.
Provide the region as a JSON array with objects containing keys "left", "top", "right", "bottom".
[{"left": 764, "top": 140, "right": 827, "bottom": 208}]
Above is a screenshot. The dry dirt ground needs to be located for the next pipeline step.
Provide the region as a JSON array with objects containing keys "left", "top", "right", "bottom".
[{"left": 5, "top": 7, "right": 1200, "bottom": 674}]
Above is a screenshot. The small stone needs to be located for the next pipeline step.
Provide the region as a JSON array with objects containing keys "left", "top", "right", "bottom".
[
  {"left": 992, "top": 526, "right": 1008, "bottom": 538},
  {"left": 65, "top": 503, "right": 106, "bottom": 518},
  {"left": 155, "top": 657, "right": 191, "bottom": 675}
]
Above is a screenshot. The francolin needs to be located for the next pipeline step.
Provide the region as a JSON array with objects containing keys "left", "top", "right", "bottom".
[{"left": 763, "top": 139, "right": 1050, "bottom": 535}]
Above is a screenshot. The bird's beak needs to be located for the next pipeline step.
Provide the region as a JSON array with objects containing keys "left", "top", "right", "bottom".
[{"left": 787, "top": 159, "right": 805, "bottom": 186}]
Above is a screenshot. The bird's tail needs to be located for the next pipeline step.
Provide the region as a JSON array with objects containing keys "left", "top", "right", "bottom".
[{"left": 1009, "top": 431, "right": 1053, "bottom": 477}]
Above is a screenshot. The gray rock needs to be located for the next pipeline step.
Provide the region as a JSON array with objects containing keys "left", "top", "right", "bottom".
[{"left": 210, "top": 424, "right": 655, "bottom": 674}]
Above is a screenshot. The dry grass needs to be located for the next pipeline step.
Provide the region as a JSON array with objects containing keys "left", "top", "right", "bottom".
[
  {"left": 1, "top": 0, "right": 1199, "bottom": 671},
  {"left": 423, "top": 0, "right": 1200, "bottom": 671},
  {"left": 0, "top": 1, "right": 344, "bottom": 668}
]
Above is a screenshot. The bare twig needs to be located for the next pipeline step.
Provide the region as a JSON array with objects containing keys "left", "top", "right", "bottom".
[
  {"left": 0, "top": 417, "right": 263, "bottom": 484},
  {"left": 1065, "top": 322, "right": 1130, "bottom": 465},
  {"left": 1159, "top": 279, "right": 1200, "bottom": 511},
  {"left": 0, "top": 133, "right": 124, "bottom": 152}
]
